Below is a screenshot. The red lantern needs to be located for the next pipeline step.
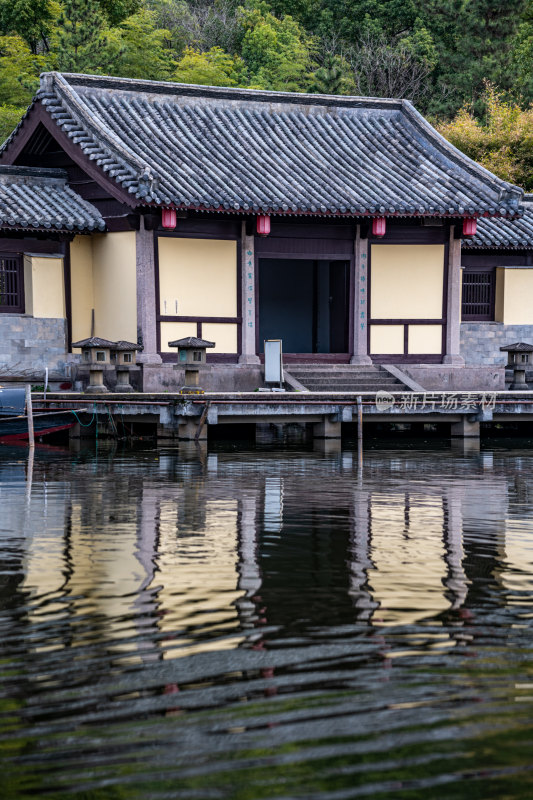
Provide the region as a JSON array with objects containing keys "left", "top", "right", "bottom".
[
  {"left": 372, "top": 217, "right": 386, "bottom": 237},
  {"left": 162, "top": 208, "right": 177, "bottom": 230},
  {"left": 256, "top": 215, "right": 271, "bottom": 236},
  {"left": 462, "top": 218, "right": 477, "bottom": 237}
]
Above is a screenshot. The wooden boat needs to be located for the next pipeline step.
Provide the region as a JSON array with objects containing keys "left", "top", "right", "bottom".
[{"left": 0, "top": 387, "right": 79, "bottom": 444}]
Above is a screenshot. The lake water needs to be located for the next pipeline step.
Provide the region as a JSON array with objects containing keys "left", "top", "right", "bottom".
[{"left": 1, "top": 437, "right": 533, "bottom": 799}]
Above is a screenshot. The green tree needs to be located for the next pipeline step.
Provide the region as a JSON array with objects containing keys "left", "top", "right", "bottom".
[
  {"left": 0, "top": 0, "right": 56, "bottom": 54},
  {"left": 55, "top": 0, "right": 111, "bottom": 73},
  {"left": 313, "top": 0, "right": 418, "bottom": 41},
  {"left": 239, "top": 1, "right": 315, "bottom": 91},
  {"left": 0, "top": 33, "right": 46, "bottom": 145},
  {"left": 436, "top": 84, "right": 533, "bottom": 190},
  {"left": 512, "top": 0, "right": 533, "bottom": 101},
  {"left": 0, "top": 35, "right": 48, "bottom": 105},
  {"left": 106, "top": 9, "right": 175, "bottom": 80},
  {"left": 174, "top": 45, "right": 246, "bottom": 86},
  {"left": 96, "top": 0, "right": 141, "bottom": 26},
  {"left": 308, "top": 52, "right": 353, "bottom": 94},
  {"left": 420, "top": 0, "right": 528, "bottom": 115},
  {"left": 147, "top": 0, "right": 198, "bottom": 53},
  {"left": 0, "top": 104, "right": 25, "bottom": 143}
]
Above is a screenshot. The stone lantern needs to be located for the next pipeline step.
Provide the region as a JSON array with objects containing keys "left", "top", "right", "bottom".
[
  {"left": 500, "top": 342, "right": 533, "bottom": 390},
  {"left": 112, "top": 341, "right": 142, "bottom": 392},
  {"left": 72, "top": 336, "right": 115, "bottom": 393},
  {"left": 168, "top": 336, "right": 215, "bottom": 394}
]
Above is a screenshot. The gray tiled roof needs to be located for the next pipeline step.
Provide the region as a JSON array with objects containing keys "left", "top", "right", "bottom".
[
  {"left": 2, "top": 72, "right": 524, "bottom": 219},
  {"left": 463, "top": 196, "right": 533, "bottom": 249},
  {"left": 71, "top": 337, "right": 116, "bottom": 348},
  {"left": 0, "top": 165, "right": 105, "bottom": 232}
]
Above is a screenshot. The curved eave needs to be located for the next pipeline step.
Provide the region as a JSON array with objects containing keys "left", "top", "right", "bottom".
[
  {"left": 149, "top": 202, "right": 521, "bottom": 221},
  {"left": 463, "top": 243, "right": 532, "bottom": 250},
  {"left": 0, "top": 222, "right": 106, "bottom": 234}
]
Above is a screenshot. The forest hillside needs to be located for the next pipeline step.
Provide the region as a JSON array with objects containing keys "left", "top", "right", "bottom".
[{"left": 0, "top": 0, "right": 531, "bottom": 188}]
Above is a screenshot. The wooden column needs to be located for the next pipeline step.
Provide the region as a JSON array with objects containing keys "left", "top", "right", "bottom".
[
  {"left": 239, "top": 222, "right": 260, "bottom": 364},
  {"left": 350, "top": 225, "right": 372, "bottom": 364},
  {"left": 136, "top": 217, "right": 162, "bottom": 364},
  {"left": 443, "top": 226, "right": 465, "bottom": 365}
]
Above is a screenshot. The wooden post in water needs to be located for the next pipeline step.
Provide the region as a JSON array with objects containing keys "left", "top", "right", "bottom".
[
  {"left": 357, "top": 395, "right": 363, "bottom": 467},
  {"left": 25, "top": 384, "right": 35, "bottom": 450}
]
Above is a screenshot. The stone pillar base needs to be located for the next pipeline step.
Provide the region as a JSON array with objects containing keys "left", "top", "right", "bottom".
[
  {"left": 239, "top": 354, "right": 261, "bottom": 365},
  {"left": 350, "top": 354, "right": 373, "bottom": 365},
  {"left": 137, "top": 353, "right": 162, "bottom": 365},
  {"left": 313, "top": 418, "right": 342, "bottom": 439},
  {"left": 85, "top": 384, "right": 109, "bottom": 394},
  {"left": 443, "top": 355, "right": 465, "bottom": 366},
  {"left": 451, "top": 418, "right": 480, "bottom": 438}
]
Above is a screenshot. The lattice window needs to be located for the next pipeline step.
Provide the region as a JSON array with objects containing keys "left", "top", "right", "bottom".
[
  {"left": 461, "top": 270, "right": 495, "bottom": 321},
  {"left": 0, "top": 255, "right": 23, "bottom": 313}
]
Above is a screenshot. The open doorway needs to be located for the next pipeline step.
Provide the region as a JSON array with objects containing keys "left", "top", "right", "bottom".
[{"left": 258, "top": 258, "right": 350, "bottom": 354}]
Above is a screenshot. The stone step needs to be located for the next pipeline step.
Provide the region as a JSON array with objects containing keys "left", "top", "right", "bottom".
[
  {"left": 289, "top": 373, "right": 398, "bottom": 381},
  {"left": 290, "top": 376, "right": 403, "bottom": 386},
  {"left": 284, "top": 364, "right": 411, "bottom": 392},
  {"left": 287, "top": 365, "right": 383, "bottom": 373},
  {"left": 301, "top": 384, "right": 404, "bottom": 392},
  {"left": 289, "top": 370, "right": 386, "bottom": 378},
  {"left": 298, "top": 383, "right": 403, "bottom": 391}
]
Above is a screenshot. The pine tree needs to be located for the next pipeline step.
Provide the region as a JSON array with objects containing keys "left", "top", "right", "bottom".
[
  {"left": 308, "top": 53, "right": 345, "bottom": 94},
  {"left": 56, "top": 0, "right": 110, "bottom": 74},
  {"left": 421, "top": 0, "right": 527, "bottom": 115}
]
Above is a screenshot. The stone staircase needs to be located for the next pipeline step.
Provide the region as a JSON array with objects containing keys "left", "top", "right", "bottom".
[{"left": 284, "top": 364, "right": 411, "bottom": 393}]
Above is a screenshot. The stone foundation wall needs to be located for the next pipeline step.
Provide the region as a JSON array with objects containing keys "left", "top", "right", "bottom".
[
  {"left": 142, "top": 363, "right": 263, "bottom": 393},
  {"left": 401, "top": 364, "right": 504, "bottom": 391},
  {"left": 0, "top": 314, "right": 68, "bottom": 378},
  {"left": 461, "top": 322, "right": 533, "bottom": 366}
]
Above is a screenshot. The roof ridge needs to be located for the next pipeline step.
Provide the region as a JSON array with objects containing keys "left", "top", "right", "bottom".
[{"left": 59, "top": 71, "right": 405, "bottom": 110}]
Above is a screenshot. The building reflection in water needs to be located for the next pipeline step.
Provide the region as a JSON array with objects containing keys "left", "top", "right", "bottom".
[{"left": 6, "top": 442, "right": 533, "bottom": 670}]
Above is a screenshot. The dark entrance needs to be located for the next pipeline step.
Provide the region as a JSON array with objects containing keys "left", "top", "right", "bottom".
[{"left": 258, "top": 259, "right": 350, "bottom": 354}]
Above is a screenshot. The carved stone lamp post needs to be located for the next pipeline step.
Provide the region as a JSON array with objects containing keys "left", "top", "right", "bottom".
[
  {"left": 500, "top": 342, "right": 533, "bottom": 390},
  {"left": 112, "top": 341, "right": 142, "bottom": 392},
  {"left": 168, "top": 336, "right": 215, "bottom": 394},
  {"left": 72, "top": 337, "right": 116, "bottom": 393}
]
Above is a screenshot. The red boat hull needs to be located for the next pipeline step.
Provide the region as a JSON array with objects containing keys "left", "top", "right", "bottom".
[{"left": 0, "top": 422, "right": 75, "bottom": 444}]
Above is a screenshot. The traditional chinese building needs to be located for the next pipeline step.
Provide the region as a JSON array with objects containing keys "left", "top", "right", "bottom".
[
  {"left": 0, "top": 72, "right": 526, "bottom": 389},
  {"left": 461, "top": 195, "right": 533, "bottom": 365},
  {"left": 0, "top": 164, "right": 104, "bottom": 378}
]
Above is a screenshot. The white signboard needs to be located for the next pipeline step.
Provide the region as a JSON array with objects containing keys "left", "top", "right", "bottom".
[{"left": 264, "top": 339, "right": 283, "bottom": 384}]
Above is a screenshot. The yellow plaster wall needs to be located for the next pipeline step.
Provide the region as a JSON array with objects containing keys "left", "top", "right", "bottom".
[
  {"left": 155, "top": 498, "right": 243, "bottom": 658},
  {"left": 70, "top": 235, "right": 95, "bottom": 344},
  {"left": 92, "top": 232, "right": 137, "bottom": 342},
  {"left": 158, "top": 237, "right": 237, "bottom": 317},
  {"left": 371, "top": 244, "right": 445, "bottom": 319},
  {"left": 370, "top": 324, "right": 404, "bottom": 354},
  {"left": 160, "top": 321, "right": 198, "bottom": 352},
  {"left": 369, "top": 493, "right": 448, "bottom": 626},
  {"left": 24, "top": 256, "right": 65, "bottom": 318},
  {"left": 202, "top": 322, "right": 238, "bottom": 353},
  {"left": 497, "top": 269, "right": 533, "bottom": 324},
  {"left": 408, "top": 324, "right": 442, "bottom": 355}
]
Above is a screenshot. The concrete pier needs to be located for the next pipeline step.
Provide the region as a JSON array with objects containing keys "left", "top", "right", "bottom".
[{"left": 28, "top": 389, "right": 533, "bottom": 443}]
